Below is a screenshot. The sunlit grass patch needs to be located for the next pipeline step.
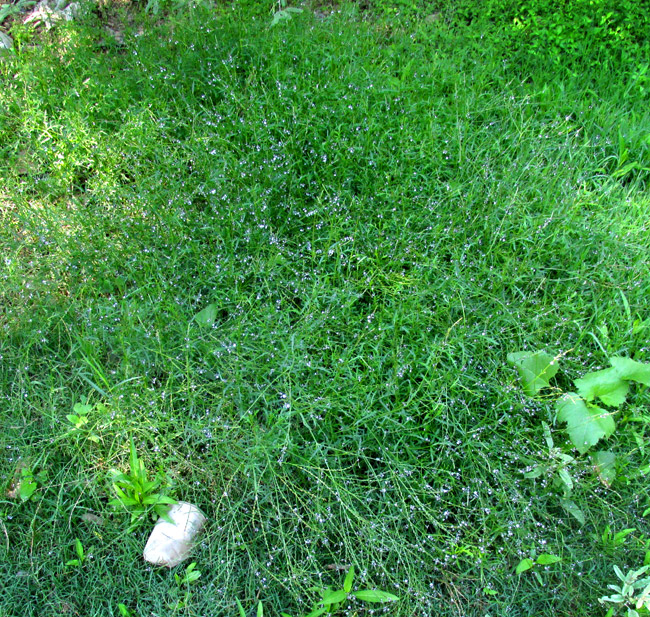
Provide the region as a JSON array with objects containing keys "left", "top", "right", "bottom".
[{"left": 1, "top": 3, "right": 649, "bottom": 616}]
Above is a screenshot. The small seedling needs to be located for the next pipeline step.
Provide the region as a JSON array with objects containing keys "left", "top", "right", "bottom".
[
  {"left": 175, "top": 562, "right": 201, "bottom": 587},
  {"left": 521, "top": 422, "right": 584, "bottom": 524},
  {"left": 601, "top": 526, "right": 636, "bottom": 551},
  {"left": 108, "top": 438, "right": 176, "bottom": 527},
  {"left": 270, "top": 0, "right": 302, "bottom": 27},
  {"left": 280, "top": 566, "right": 399, "bottom": 617},
  {"left": 66, "top": 401, "right": 102, "bottom": 443},
  {"left": 117, "top": 604, "right": 137, "bottom": 617},
  {"left": 17, "top": 467, "right": 47, "bottom": 502},
  {"left": 170, "top": 562, "right": 202, "bottom": 610},
  {"left": 516, "top": 554, "right": 562, "bottom": 584},
  {"left": 65, "top": 538, "right": 85, "bottom": 567}
]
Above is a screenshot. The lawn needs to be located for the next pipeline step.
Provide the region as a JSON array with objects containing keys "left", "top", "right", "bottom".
[{"left": 1, "top": 1, "right": 650, "bottom": 615}]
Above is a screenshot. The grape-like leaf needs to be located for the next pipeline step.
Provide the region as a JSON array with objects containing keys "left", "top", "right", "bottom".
[
  {"left": 574, "top": 367, "right": 629, "bottom": 407},
  {"left": 556, "top": 393, "right": 615, "bottom": 454},
  {"left": 19, "top": 477, "right": 37, "bottom": 501},
  {"left": 193, "top": 303, "right": 218, "bottom": 327},
  {"left": 610, "top": 357, "right": 650, "bottom": 386},
  {"left": 507, "top": 350, "right": 559, "bottom": 396},
  {"left": 591, "top": 450, "right": 616, "bottom": 487}
]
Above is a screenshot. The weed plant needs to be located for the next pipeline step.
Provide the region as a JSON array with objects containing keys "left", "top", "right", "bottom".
[{"left": 1, "top": 1, "right": 650, "bottom": 616}]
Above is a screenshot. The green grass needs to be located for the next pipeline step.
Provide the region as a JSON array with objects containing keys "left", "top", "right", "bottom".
[{"left": 1, "top": 2, "right": 650, "bottom": 615}]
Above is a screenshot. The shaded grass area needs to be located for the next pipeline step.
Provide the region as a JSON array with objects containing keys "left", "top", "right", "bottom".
[{"left": 1, "top": 4, "right": 650, "bottom": 616}]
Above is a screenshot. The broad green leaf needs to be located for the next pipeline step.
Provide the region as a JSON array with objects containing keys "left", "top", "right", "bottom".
[
  {"left": 560, "top": 498, "right": 585, "bottom": 524},
  {"left": 19, "top": 477, "right": 37, "bottom": 501},
  {"left": 610, "top": 357, "right": 650, "bottom": 386},
  {"left": 556, "top": 393, "right": 615, "bottom": 454},
  {"left": 73, "top": 403, "right": 93, "bottom": 415},
  {"left": 193, "top": 303, "right": 218, "bottom": 327},
  {"left": 536, "top": 554, "right": 561, "bottom": 565},
  {"left": 515, "top": 558, "right": 535, "bottom": 574},
  {"left": 592, "top": 450, "right": 617, "bottom": 487},
  {"left": 75, "top": 538, "right": 84, "bottom": 560},
  {"left": 542, "top": 421, "right": 554, "bottom": 449},
  {"left": 236, "top": 598, "right": 247, "bottom": 617},
  {"left": 186, "top": 571, "right": 201, "bottom": 583},
  {"left": 344, "top": 565, "right": 355, "bottom": 593},
  {"left": 352, "top": 590, "right": 399, "bottom": 602},
  {"left": 257, "top": 601, "right": 263, "bottom": 617},
  {"left": 66, "top": 414, "right": 80, "bottom": 425},
  {"left": 523, "top": 465, "right": 545, "bottom": 479},
  {"left": 557, "top": 468, "right": 573, "bottom": 492},
  {"left": 303, "top": 607, "right": 328, "bottom": 617},
  {"left": 321, "top": 590, "right": 348, "bottom": 605},
  {"left": 507, "top": 350, "right": 559, "bottom": 396},
  {"left": 574, "top": 367, "right": 629, "bottom": 407}
]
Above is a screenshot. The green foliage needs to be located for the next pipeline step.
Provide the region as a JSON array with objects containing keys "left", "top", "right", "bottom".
[
  {"left": 516, "top": 553, "right": 562, "bottom": 573},
  {"left": 599, "top": 565, "right": 650, "bottom": 616},
  {"left": 0, "top": 0, "right": 35, "bottom": 25},
  {"left": 16, "top": 466, "right": 47, "bottom": 502},
  {"left": 108, "top": 438, "right": 176, "bottom": 527},
  {"left": 507, "top": 350, "right": 559, "bottom": 397},
  {"left": 2, "top": 1, "right": 650, "bottom": 615},
  {"left": 269, "top": 0, "right": 302, "bottom": 27},
  {"left": 65, "top": 538, "right": 85, "bottom": 568},
  {"left": 277, "top": 566, "right": 397, "bottom": 617},
  {"left": 65, "top": 400, "right": 101, "bottom": 443},
  {"left": 175, "top": 562, "right": 201, "bottom": 586},
  {"left": 601, "top": 526, "right": 636, "bottom": 552},
  {"left": 448, "top": 0, "right": 650, "bottom": 69},
  {"left": 556, "top": 394, "right": 615, "bottom": 454},
  {"left": 117, "top": 604, "right": 137, "bottom": 617},
  {"left": 511, "top": 352, "right": 650, "bottom": 455}
]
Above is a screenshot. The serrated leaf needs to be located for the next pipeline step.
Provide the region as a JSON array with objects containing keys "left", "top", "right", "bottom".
[
  {"left": 507, "top": 350, "right": 559, "bottom": 396},
  {"left": 344, "top": 565, "right": 355, "bottom": 593},
  {"left": 575, "top": 367, "right": 629, "bottom": 407},
  {"left": 321, "top": 589, "right": 348, "bottom": 605},
  {"left": 515, "top": 558, "right": 535, "bottom": 574},
  {"left": 193, "top": 303, "right": 218, "bottom": 327},
  {"left": 592, "top": 450, "right": 616, "bottom": 487},
  {"left": 610, "top": 357, "right": 650, "bottom": 386},
  {"left": 536, "top": 554, "right": 561, "bottom": 565},
  {"left": 560, "top": 498, "right": 585, "bottom": 524},
  {"left": 352, "top": 590, "right": 399, "bottom": 602},
  {"left": 556, "top": 393, "right": 615, "bottom": 454}
]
